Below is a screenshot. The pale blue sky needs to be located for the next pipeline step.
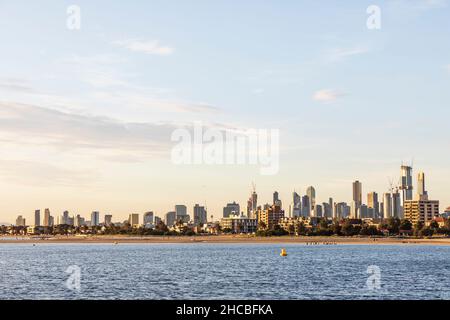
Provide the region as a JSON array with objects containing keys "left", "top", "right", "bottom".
[{"left": 0, "top": 0, "right": 449, "bottom": 222}]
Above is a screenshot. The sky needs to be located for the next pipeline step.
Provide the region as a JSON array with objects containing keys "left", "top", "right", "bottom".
[{"left": 0, "top": 0, "right": 449, "bottom": 223}]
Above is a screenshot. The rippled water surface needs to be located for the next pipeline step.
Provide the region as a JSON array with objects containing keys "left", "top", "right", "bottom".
[{"left": 0, "top": 243, "right": 449, "bottom": 299}]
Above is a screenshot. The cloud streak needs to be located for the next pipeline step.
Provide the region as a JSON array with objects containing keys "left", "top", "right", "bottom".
[
  {"left": 113, "top": 39, "right": 174, "bottom": 55},
  {"left": 313, "top": 89, "right": 345, "bottom": 103}
]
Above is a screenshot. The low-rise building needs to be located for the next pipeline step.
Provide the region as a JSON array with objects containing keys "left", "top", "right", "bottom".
[{"left": 220, "top": 214, "right": 257, "bottom": 234}]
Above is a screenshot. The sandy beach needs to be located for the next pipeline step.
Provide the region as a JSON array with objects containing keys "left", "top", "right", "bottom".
[{"left": 1, "top": 235, "right": 450, "bottom": 245}]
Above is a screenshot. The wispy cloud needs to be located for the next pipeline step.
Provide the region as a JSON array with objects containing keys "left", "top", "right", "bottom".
[
  {"left": 0, "top": 78, "right": 35, "bottom": 93},
  {"left": 0, "top": 102, "right": 178, "bottom": 155},
  {"left": 327, "top": 46, "right": 369, "bottom": 62},
  {"left": 0, "top": 160, "right": 98, "bottom": 187},
  {"left": 113, "top": 39, "right": 174, "bottom": 55},
  {"left": 313, "top": 89, "right": 345, "bottom": 103}
]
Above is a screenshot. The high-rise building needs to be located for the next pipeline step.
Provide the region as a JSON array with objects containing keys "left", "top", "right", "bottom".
[
  {"left": 48, "top": 215, "right": 54, "bottom": 227},
  {"left": 128, "top": 213, "right": 140, "bottom": 227},
  {"left": 43, "top": 208, "right": 50, "bottom": 227},
  {"left": 193, "top": 204, "right": 207, "bottom": 225},
  {"left": 400, "top": 165, "right": 413, "bottom": 203},
  {"left": 383, "top": 193, "right": 392, "bottom": 219},
  {"left": 273, "top": 191, "right": 279, "bottom": 204},
  {"left": 404, "top": 200, "right": 439, "bottom": 225},
  {"left": 34, "top": 209, "right": 40, "bottom": 227},
  {"left": 104, "top": 214, "right": 113, "bottom": 226},
  {"left": 314, "top": 204, "right": 323, "bottom": 218},
  {"left": 62, "top": 211, "right": 70, "bottom": 225},
  {"left": 257, "top": 204, "right": 284, "bottom": 230},
  {"left": 143, "top": 212, "right": 154, "bottom": 225},
  {"left": 352, "top": 181, "right": 362, "bottom": 205},
  {"left": 175, "top": 205, "right": 189, "bottom": 222},
  {"left": 292, "top": 192, "right": 301, "bottom": 217},
  {"left": 91, "top": 211, "right": 100, "bottom": 226},
  {"left": 306, "top": 186, "right": 316, "bottom": 209},
  {"left": 16, "top": 215, "right": 26, "bottom": 227},
  {"left": 301, "top": 195, "right": 311, "bottom": 217},
  {"left": 165, "top": 211, "right": 176, "bottom": 227},
  {"left": 417, "top": 172, "right": 428, "bottom": 200},
  {"left": 392, "top": 189, "right": 402, "bottom": 218},
  {"left": 367, "top": 192, "right": 379, "bottom": 218},
  {"left": 223, "top": 202, "right": 240, "bottom": 218},
  {"left": 154, "top": 216, "right": 162, "bottom": 225}
]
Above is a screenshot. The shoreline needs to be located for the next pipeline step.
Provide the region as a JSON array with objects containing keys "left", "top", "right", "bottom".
[{"left": 1, "top": 235, "right": 450, "bottom": 245}]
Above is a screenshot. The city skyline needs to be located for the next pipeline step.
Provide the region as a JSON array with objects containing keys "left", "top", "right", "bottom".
[
  {"left": 0, "top": 1, "right": 450, "bottom": 222},
  {"left": 6, "top": 163, "right": 448, "bottom": 225}
]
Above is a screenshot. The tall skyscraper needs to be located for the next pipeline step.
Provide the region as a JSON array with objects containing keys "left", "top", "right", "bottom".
[
  {"left": 91, "top": 211, "right": 100, "bottom": 226},
  {"left": 128, "top": 213, "right": 140, "bottom": 226},
  {"left": 62, "top": 211, "right": 69, "bottom": 225},
  {"left": 16, "top": 215, "right": 26, "bottom": 227},
  {"left": 350, "top": 181, "right": 362, "bottom": 218},
  {"left": 223, "top": 202, "right": 240, "bottom": 218},
  {"left": 383, "top": 193, "right": 392, "bottom": 219},
  {"left": 104, "top": 214, "right": 113, "bottom": 226},
  {"left": 34, "top": 209, "right": 40, "bottom": 227},
  {"left": 400, "top": 165, "right": 413, "bottom": 203},
  {"left": 392, "top": 189, "right": 402, "bottom": 218},
  {"left": 352, "top": 181, "right": 362, "bottom": 205},
  {"left": 273, "top": 191, "right": 279, "bottom": 204},
  {"left": 193, "top": 204, "right": 207, "bottom": 225},
  {"left": 367, "top": 192, "right": 379, "bottom": 217},
  {"left": 165, "top": 211, "right": 176, "bottom": 226},
  {"left": 306, "top": 186, "right": 316, "bottom": 209},
  {"left": 292, "top": 192, "right": 301, "bottom": 217},
  {"left": 175, "top": 205, "right": 189, "bottom": 223},
  {"left": 43, "top": 208, "right": 50, "bottom": 227},
  {"left": 301, "top": 195, "right": 310, "bottom": 217},
  {"left": 143, "top": 212, "right": 154, "bottom": 225},
  {"left": 417, "top": 172, "right": 428, "bottom": 200}
]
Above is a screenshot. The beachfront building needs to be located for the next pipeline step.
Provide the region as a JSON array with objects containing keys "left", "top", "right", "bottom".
[
  {"left": 257, "top": 204, "right": 284, "bottom": 230},
  {"left": 220, "top": 214, "right": 257, "bottom": 234}
]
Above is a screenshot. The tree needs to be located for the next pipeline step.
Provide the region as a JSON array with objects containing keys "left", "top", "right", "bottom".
[
  {"left": 429, "top": 220, "right": 439, "bottom": 230},
  {"left": 341, "top": 220, "right": 355, "bottom": 236},
  {"left": 386, "top": 217, "right": 401, "bottom": 235},
  {"left": 399, "top": 219, "right": 413, "bottom": 231}
]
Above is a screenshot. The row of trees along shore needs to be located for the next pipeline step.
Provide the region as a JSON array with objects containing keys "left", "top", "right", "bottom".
[{"left": 2, "top": 217, "right": 450, "bottom": 238}]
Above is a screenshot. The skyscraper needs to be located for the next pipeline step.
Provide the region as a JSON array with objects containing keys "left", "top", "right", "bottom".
[
  {"left": 383, "top": 193, "right": 392, "bottom": 219},
  {"left": 193, "top": 204, "right": 207, "bottom": 225},
  {"left": 62, "top": 210, "right": 69, "bottom": 225},
  {"left": 392, "top": 189, "right": 402, "bottom": 218},
  {"left": 292, "top": 192, "right": 301, "bottom": 217},
  {"left": 91, "top": 211, "right": 100, "bottom": 226},
  {"left": 128, "top": 213, "right": 139, "bottom": 226},
  {"left": 351, "top": 181, "right": 362, "bottom": 218},
  {"left": 273, "top": 191, "right": 279, "bottom": 204},
  {"left": 143, "top": 212, "right": 154, "bottom": 225},
  {"left": 223, "top": 202, "right": 240, "bottom": 218},
  {"left": 417, "top": 172, "right": 428, "bottom": 200},
  {"left": 352, "top": 181, "right": 362, "bottom": 204},
  {"left": 34, "top": 209, "right": 40, "bottom": 227},
  {"left": 306, "top": 186, "right": 316, "bottom": 210},
  {"left": 43, "top": 208, "right": 50, "bottom": 227},
  {"left": 104, "top": 214, "right": 113, "bottom": 226},
  {"left": 400, "top": 165, "right": 413, "bottom": 203},
  {"left": 165, "top": 211, "right": 176, "bottom": 226},
  {"left": 367, "top": 192, "right": 379, "bottom": 218},
  {"left": 301, "top": 195, "right": 310, "bottom": 217}
]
